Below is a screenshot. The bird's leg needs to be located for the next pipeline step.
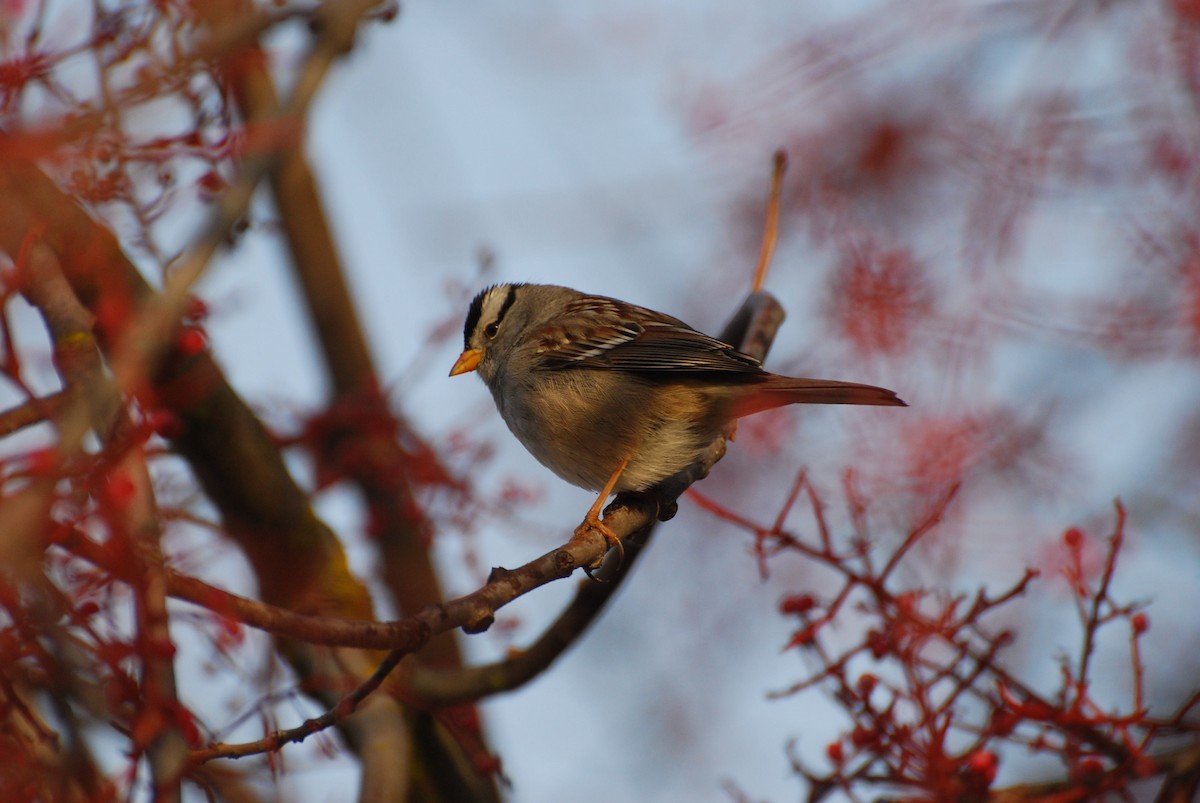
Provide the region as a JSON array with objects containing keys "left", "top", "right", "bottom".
[{"left": 573, "top": 457, "right": 630, "bottom": 575}]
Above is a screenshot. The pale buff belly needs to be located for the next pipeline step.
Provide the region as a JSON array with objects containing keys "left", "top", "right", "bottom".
[{"left": 491, "top": 370, "right": 727, "bottom": 492}]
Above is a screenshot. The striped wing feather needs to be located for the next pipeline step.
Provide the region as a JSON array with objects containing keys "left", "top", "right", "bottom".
[{"left": 533, "top": 296, "right": 764, "bottom": 376}]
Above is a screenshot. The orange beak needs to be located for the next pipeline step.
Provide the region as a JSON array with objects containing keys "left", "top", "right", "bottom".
[{"left": 449, "top": 348, "right": 482, "bottom": 376}]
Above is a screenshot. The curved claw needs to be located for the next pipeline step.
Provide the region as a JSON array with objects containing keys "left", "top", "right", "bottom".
[
  {"left": 575, "top": 514, "right": 625, "bottom": 582},
  {"left": 571, "top": 457, "right": 631, "bottom": 581}
]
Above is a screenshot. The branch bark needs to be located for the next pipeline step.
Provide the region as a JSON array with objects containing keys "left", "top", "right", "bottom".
[
  {"left": 196, "top": 1, "right": 491, "bottom": 798},
  {"left": 0, "top": 148, "right": 407, "bottom": 800}
]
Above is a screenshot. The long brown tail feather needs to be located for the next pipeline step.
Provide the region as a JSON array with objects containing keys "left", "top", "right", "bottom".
[{"left": 732, "top": 377, "right": 906, "bottom": 418}]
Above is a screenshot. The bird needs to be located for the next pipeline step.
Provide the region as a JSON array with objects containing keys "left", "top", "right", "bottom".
[{"left": 450, "top": 283, "right": 905, "bottom": 560}]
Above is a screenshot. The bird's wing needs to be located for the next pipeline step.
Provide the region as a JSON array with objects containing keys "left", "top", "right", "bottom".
[{"left": 532, "top": 295, "right": 764, "bottom": 376}]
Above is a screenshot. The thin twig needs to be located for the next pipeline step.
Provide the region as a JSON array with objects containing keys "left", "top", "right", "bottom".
[
  {"left": 1076, "top": 500, "right": 1127, "bottom": 696},
  {"left": 0, "top": 391, "right": 68, "bottom": 437},
  {"left": 752, "top": 150, "right": 789, "bottom": 293},
  {"left": 191, "top": 648, "right": 406, "bottom": 763}
]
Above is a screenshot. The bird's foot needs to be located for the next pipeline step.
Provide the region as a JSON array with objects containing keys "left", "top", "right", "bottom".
[{"left": 574, "top": 510, "right": 624, "bottom": 581}]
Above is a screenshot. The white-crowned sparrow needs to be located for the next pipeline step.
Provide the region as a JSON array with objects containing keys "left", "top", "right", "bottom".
[{"left": 450, "top": 284, "right": 905, "bottom": 523}]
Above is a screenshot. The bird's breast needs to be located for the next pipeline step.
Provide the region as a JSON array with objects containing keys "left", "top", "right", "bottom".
[{"left": 488, "top": 370, "right": 727, "bottom": 492}]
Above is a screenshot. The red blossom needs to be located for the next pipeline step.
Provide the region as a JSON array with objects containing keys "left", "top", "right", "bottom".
[
  {"left": 829, "top": 243, "right": 932, "bottom": 356},
  {"left": 1175, "top": 0, "right": 1200, "bottom": 23},
  {"left": 0, "top": 52, "right": 50, "bottom": 95}
]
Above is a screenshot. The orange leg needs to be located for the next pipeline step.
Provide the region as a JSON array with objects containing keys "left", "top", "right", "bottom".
[{"left": 573, "top": 457, "right": 630, "bottom": 569}]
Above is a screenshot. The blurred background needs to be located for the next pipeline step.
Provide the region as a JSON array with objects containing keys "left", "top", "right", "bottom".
[{"left": 4, "top": 1, "right": 1200, "bottom": 800}]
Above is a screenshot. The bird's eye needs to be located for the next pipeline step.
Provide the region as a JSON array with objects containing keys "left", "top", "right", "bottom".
[{"left": 484, "top": 322, "right": 500, "bottom": 338}]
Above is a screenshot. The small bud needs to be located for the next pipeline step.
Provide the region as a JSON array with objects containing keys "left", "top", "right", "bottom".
[
  {"left": 988, "top": 707, "right": 1019, "bottom": 737},
  {"left": 785, "top": 626, "right": 816, "bottom": 649},
  {"left": 779, "top": 593, "right": 816, "bottom": 615},
  {"left": 175, "top": 707, "right": 201, "bottom": 747},
  {"left": 147, "top": 634, "right": 176, "bottom": 658},
  {"left": 850, "top": 725, "right": 876, "bottom": 748},
  {"left": 185, "top": 295, "right": 209, "bottom": 322},
  {"left": 197, "top": 170, "right": 225, "bottom": 196},
  {"left": 378, "top": 1, "right": 400, "bottom": 22},
  {"left": 1133, "top": 754, "right": 1157, "bottom": 777},
  {"left": 145, "top": 409, "right": 183, "bottom": 439},
  {"left": 75, "top": 600, "right": 101, "bottom": 620}
]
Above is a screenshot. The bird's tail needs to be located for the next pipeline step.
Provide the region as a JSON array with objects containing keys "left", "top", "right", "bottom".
[{"left": 731, "top": 377, "right": 906, "bottom": 418}]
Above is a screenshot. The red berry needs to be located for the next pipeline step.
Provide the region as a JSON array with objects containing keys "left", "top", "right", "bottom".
[
  {"left": 1131, "top": 612, "right": 1150, "bottom": 634},
  {"left": 967, "top": 750, "right": 998, "bottom": 784},
  {"left": 826, "top": 741, "right": 844, "bottom": 764},
  {"left": 1063, "top": 527, "right": 1083, "bottom": 548},
  {"left": 177, "top": 326, "right": 207, "bottom": 357},
  {"left": 105, "top": 471, "right": 136, "bottom": 507}
]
